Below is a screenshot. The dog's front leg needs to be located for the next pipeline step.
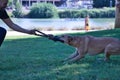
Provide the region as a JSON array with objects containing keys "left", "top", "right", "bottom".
[
  {"left": 68, "top": 49, "right": 85, "bottom": 63},
  {"left": 63, "top": 50, "right": 79, "bottom": 62},
  {"left": 68, "top": 54, "right": 84, "bottom": 63}
]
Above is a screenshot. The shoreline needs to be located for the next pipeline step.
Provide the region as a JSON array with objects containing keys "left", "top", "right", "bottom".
[{"left": 6, "top": 30, "right": 97, "bottom": 36}]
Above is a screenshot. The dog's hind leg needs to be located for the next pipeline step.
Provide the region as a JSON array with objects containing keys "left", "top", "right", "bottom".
[
  {"left": 104, "top": 43, "right": 120, "bottom": 61},
  {"left": 104, "top": 44, "right": 112, "bottom": 61},
  {"left": 104, "top": 53, "right": 111, "bottom": 61}
]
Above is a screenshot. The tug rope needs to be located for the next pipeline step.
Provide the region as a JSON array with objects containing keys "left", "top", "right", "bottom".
[{"left": 35, "top": 30, "right": 64, "bottom": 43}]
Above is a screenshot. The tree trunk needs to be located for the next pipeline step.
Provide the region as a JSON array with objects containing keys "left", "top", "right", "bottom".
[{"left": 115, "top": 0, "right": 120, "bottom": 28}]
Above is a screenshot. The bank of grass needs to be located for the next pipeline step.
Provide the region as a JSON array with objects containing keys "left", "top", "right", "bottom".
[{"left": 0, "top": 29, "right": 120, "bottom": 80}]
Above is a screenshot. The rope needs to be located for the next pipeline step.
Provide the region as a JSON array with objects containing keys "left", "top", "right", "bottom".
[{"left": 35, "top": 30, "right": 64, "bottom": 43}]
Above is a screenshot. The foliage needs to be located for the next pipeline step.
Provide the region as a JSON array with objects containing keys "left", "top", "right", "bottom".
[
  {"left": 12, "top": 0, "right": 24, "bottom": 18},
  {"left": 28, "top": 3, "right": 58, "bottom": 18},
  {"left": 58, "top": 9, "right": 88, "bottom": 18},
  {"left": 59, "top": 8, "right": 115, "bottom": 18},
  {"left": 0, "top": 29, "right": 120, "bottom": 80},
  {"left": 93, "top": 0, "right": 115, "bottom": 8},
  {"left": 89, "top": 8, "right": 115, "bottom": 18},
  {"left": 7, "top": 0, "right": 13, "bottom": 7}
]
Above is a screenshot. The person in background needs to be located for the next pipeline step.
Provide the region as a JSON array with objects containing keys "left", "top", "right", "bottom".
[
  {"left": 85, "top": 15, "right": 90, "bottom": 31},
  {"left": 0, "top": 0, "right": 36, "bottom": 46}
]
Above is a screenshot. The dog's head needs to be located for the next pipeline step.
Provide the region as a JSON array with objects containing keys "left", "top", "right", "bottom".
[{"left": 59, "top": 35, "right": 78, "bottom": 47}]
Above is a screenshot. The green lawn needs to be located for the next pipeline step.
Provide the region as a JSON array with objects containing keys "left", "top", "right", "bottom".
[{"left": 0, "top": 29, "right": 120, "bottom": 80}]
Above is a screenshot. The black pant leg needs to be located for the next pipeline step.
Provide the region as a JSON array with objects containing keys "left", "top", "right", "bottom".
[{"left": 0, "top": 27, "right": 6, "bottom": 47}]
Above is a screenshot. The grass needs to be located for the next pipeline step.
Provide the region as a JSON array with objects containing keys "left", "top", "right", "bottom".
[{"left": 0, "top": 29, "right": 120, "bottom": 80}]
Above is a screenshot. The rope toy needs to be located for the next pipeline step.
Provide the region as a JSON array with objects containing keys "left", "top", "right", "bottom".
[{"left": 35, "top": 30, "right": 64, "bottom": 43}]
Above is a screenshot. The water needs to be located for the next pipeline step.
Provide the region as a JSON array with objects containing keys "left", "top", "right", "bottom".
[{"left": 0, "top": 18, "right": 115, "bottom": 30}]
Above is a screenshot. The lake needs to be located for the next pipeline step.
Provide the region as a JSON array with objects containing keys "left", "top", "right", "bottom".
[{"left": 0, "top": 18, "right": 115, "bottom": 30}]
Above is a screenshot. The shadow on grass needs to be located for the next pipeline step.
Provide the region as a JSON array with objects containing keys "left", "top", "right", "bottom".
[
  {"left": 0, "top": 29, "right": 120, "bottom": 80},
  {"left": 71, "top": 28, "right": 120, "bottom": 38}
]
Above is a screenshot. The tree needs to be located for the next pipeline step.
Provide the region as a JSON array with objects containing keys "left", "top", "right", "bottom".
[
  {"left": 93, "top": 0, "right": 105, "bottom": 8},
  {"left": 8, "top": 0, "right": 12, "bottom": 7},
  {"left": 115, "top": 0, "right": 120, "bottom": 28},
  {"left": 28, "top": 3, "right": 58, "bottom": 18},
  {"left": 12, "top": 0, "right": 23, "bottom": 17},
  {"left": 93, "top": 0, "right": 115, "bottom": 8}
]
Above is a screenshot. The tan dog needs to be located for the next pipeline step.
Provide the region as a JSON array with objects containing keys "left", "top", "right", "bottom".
[{"left": 59, "top": 35, "right": 120, "bottom": 63}]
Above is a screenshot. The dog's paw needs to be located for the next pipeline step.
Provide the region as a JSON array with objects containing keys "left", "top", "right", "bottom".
[
  {"left": 104, "top": 58, "right": 111, "bottom": 62},
  {"left": 97, "top": 58, "right": 104, "bottom": 61},
  {"left": 60, "top": 60, "right": 69, "bottom": 65}
]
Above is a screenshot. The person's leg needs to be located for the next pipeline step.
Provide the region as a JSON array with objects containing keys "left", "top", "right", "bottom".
[{"left": 0, "top": 27, "right": 7, "bottom": 47}]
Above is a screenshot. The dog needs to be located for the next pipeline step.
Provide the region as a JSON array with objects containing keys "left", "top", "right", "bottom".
[{"left": 59, "top": 35, "right": 120, "bottom": 63}]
